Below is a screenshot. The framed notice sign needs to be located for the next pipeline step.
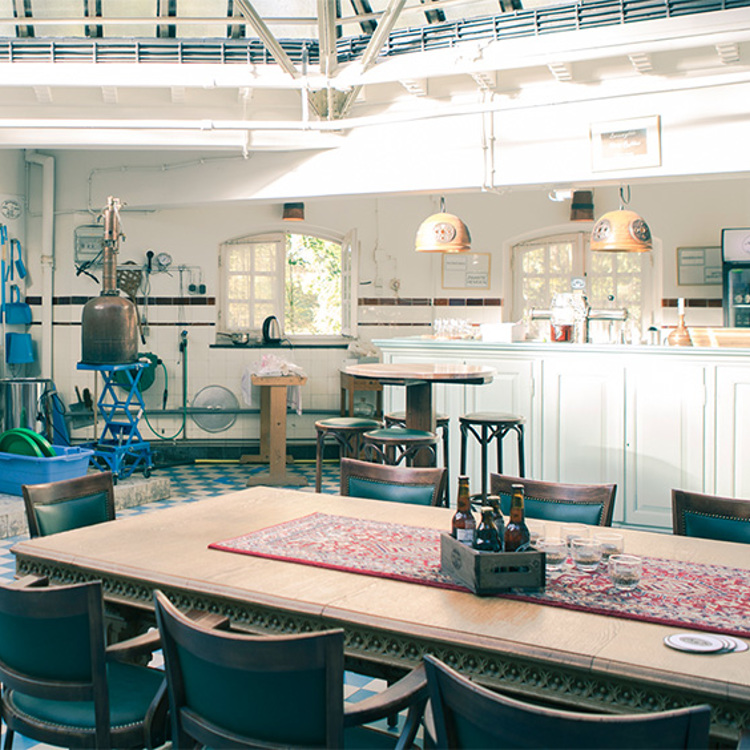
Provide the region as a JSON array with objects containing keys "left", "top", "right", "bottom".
[
  {"left": 442, "top": 253, "right": 490, "bottom": 289},
  {"left": 590, "top": 115, "right": 661, "bottom": 171},
  {"left": 677, "top": 246, "right": 722, "bottom": 286}
]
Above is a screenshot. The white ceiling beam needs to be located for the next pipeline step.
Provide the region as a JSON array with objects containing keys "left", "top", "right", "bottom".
[
  {"left": 716, "top": 42, "right": 740, "bottom": 64},
  {"left": 233, "top": 0, "right": 301, "bottom": 80},
  {"left": 101, "top": 86, "right": 118, "bottom": 104},
  {"left": 470, "top": 70, "right": 496, "bottom": 91},
  {"left": 628, "top": 52, "right": 653, "bottom": 74},
  {"left": 33, "top": 86, "right": 53, "bottom": 103},
  {"left": 317, "top": 0, "right": 339, "bottom": 77},
  {"left": 547, "top": 61, "right": 572, "bottom": 82},
  {"left": 399, "top": 78, "right": 427, "bottom": 95}
]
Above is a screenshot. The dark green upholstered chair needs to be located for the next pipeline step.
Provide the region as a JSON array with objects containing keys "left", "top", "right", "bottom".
[
  {"left": 0, "top": 579, "right": 166, "bottom": 750},
  {"left": 340, "top": 458, "right": 447, "bottom": 507},
  {"left": 153, "top": 590, "right": 428, "bottom": 749},
  {"left": 22, "top": 471, "right": 115, "bottom": 538},
  {"left": 490, "top": 474, "right": 616, "bottom": 526},
  {"left": 423, "top": 654, "right": 711, "bottom": 750},
  {"left": 672, "top": 489, "right": 750, "bottom": 544}
]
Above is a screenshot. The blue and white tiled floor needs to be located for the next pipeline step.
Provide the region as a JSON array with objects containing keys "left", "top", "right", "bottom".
[{"left": 0, "top": 459, "right": 403, "bottom": 749}]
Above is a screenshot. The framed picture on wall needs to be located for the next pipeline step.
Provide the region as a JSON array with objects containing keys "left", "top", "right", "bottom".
[
  {"left": 590, "top": 115, "right": 661, "bottom": 172},
  {"left": 442, "top": 253, "right": 491, "bottom": 289},
  {"left": 677, "top": 246, "right": 722, "bottom": 285}
]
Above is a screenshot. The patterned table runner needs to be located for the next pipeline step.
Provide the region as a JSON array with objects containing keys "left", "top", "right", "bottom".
[{"left": 210, "top": 512, "right": 750, "bottom": 638}]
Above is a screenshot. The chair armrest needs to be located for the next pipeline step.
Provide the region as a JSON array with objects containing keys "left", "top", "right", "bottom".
[
  {"left": 9, "top": 574, "right": 49, "bottom": 589},
  {"left": 737, "top": 730, "right": 750, "bottom": 750},
  {"left": 344, "top": 663, "right": 427, "bottom": 726},
  {"left": 107, "top": 628, "right": 162, "bottom": 662}
]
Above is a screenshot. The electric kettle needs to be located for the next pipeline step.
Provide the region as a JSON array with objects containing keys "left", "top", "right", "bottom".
[{"left": 262, "top": 315, "right": 282, "bottom": 344}]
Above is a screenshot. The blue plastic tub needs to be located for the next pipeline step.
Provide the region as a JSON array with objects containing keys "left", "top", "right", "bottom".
[{"left": 0, "top": 446, "right": 93, "bottom": 496}]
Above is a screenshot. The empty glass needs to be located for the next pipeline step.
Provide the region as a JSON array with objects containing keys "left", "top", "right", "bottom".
[
  {"left": 594, "top": 532, "right": 624, "bottom": 560},
  {"left": 561, "top": 523, "right": 589, "bottom": 549},
  {"left": 538, "top": 538, "right": 568, "bottom": 572},
  {"left": 571, "top": 538, "right": 602, "bottom": 573},
  {"left": 527, "top": 521, "right": 546, "bottom": 549},
  {"left": 609, "top": 554, "right": 643, "bottom": 591}
]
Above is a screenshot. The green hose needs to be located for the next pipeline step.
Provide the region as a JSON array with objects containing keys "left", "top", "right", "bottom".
[{"left": 141, "top": 362, "right": 186, "bottom": 440}]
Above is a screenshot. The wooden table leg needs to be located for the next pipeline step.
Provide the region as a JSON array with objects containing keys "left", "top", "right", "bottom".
[
  {"left": 405, "top": 382, "right": 435, "bottom": 467},
  {"left": 242, "top": 380, "right": 307, "bottom": 487}
]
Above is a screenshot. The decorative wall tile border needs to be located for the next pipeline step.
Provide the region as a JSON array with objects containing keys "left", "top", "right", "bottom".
[
  {"left": 27, "top": 296, "right": 216, "bottom": 306},
  {"left": 360, "top": 297, "right": 502, "bottom": 307},
  {"left": 662, "top": 298, "right": 722, "bottom": 308}
]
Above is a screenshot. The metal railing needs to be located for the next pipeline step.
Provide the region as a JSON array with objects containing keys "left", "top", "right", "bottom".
[{"left": 0, "top": 0, "right": 747, "bottom": 65}]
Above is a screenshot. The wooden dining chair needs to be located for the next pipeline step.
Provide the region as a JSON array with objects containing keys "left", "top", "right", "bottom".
[
  {"left": 153, "top": 590, "right": 428, "bottom": 749},
  {"left": 340, "top": 457, "right": 447, "bottom": 507},
  {"left": 0, "top": 579, "right": 167, "bottom": 750},
  {"left": 22, "top": 470, "right": 116, "bottom": 538},
  {"left": 672, "top": 488, "right": 750, "bottom": 544},
  {"left": 423, "top": 654, "right": 711, "bottom": 750},
  {"left": 489, "top": 473, "right": 616, "bottom": 526}
]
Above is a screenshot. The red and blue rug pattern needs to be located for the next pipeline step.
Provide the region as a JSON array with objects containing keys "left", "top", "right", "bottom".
[{"left": 210, "top": 512, "right": 750, "bottom": 638}]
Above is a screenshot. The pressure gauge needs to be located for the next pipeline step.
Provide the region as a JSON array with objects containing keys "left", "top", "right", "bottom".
[{"left": 156, "top": 252, "right": 173, "bottom": 271}]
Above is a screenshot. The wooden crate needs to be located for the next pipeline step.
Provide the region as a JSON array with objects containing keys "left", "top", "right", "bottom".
[{"left": 440, "top": 533, "right": 545, "bottom": 595}]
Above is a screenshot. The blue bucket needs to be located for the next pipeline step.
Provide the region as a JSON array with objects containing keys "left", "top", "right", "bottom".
[{"left": 5, "top": 332, "right": 34, "bottom": 364}]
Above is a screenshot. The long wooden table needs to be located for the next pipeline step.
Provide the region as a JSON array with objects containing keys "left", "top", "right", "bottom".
[{"left": 11, "top": 488, "right": 750, "bottom": 744}]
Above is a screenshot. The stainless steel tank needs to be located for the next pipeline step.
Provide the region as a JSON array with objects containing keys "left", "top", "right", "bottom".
[
  {"left": 80, "top": 196, "right": 139, "bottom": 365},
  {"left": 0, "top": 377, "right": 54, "bottom": 437}
]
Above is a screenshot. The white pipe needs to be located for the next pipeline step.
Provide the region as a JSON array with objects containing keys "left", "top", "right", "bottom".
[{"left": 25, "top": 151, "right": 55, "bottom": 381}]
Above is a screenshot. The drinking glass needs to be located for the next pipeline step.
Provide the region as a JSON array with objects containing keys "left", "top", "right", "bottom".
[
  {"left": 571, "top": 538, "right": 602, "bottom": 573},
  {"left": 527, "top": 521, "right": 545, "bottom": 549},
  {"left": 594, "top": 532, "right": 624, "bottom": 560},
  {"left": 609, "top": 554, "right": 642, "bottom": 591},
  {"left": 538, "top": 538, "right": 568, "bottom": 572},
  {"left": 561, "top": 523, "right": 589, "bottom": 549}
]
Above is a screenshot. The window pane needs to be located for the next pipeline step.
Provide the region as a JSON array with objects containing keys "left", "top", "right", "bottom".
[
  {"left": 254, "top": 276, "right": 275, "bottom": 299},
  {"left": 229, "top": 302, "right": 250, "bottom": 329},
  {"left": 228, "top": 247, "right": 252, "bottom": 272},
  {"left": 523, "top": 247, "right": 545, "bottom": 274},
  {"left": 255, "top": 244, "right": 277, "bottom": 272},
  {"left": 549, "top": 243, "right": 572, "bottom": 274},
  {"left": 228, "top": 276, "right": 252, "bottom": 298}
]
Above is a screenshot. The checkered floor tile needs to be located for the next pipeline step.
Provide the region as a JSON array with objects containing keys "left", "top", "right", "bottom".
[{"left": 0, "top": 459, "right": 409, "bottom": 749}]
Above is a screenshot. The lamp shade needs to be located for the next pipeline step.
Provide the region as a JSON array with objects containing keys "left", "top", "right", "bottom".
[
  {"left": 282, "top": 202, "right": 304, "bottom": 221},
  {"left": 590, "top": 208, "right": 652, "bottom": 252},
  {"left": 415, "top": 211, "right": 471, "bottom": 253}
]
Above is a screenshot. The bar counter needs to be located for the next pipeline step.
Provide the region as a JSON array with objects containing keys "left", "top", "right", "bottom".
[{"left": 374, "top": 336, "right": 750, "bottom": 532}]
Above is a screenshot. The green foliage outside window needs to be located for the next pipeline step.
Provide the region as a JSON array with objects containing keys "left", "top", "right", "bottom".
[{"left": 285, "top": 234, "right": 342, "bottom": 335}]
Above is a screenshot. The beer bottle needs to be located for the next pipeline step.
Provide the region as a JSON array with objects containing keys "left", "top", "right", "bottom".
[
  {"left": 473, "top": 507, "right": 502, "bottom": 552},
  {"left": 486, "top": 495, "right": 506, "bottom": 542},
  {"left": 504, "top": 483, "right": 531, "bottom": 552},
  {"left": 451, "top": 476, "right": 476, "bottom": 545}
]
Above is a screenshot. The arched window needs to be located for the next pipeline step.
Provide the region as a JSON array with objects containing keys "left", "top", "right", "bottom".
[
  {"left": 508, "top": 229, "right": 657, "bottom": 340},
  {"left": 219, "top": 230, "right": 356, "bottom": 338}
]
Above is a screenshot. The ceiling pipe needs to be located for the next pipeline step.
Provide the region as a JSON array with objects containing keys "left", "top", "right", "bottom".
[{"left": 24, "top": 151, "right": 55, "bottom": 380}]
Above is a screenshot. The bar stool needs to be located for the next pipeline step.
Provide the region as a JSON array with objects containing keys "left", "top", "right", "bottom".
[
  {"left": 314, "top": 417, "right": 381, "bottom": 493},
  {"left": 362, "top": 427, "right": 438, "bottom": 467},
  {"left": 459, "top": 412, "right": 525, "bottom": 502},
  {"left": 385, "top": 411, "right": 450, "bottom": 506}
]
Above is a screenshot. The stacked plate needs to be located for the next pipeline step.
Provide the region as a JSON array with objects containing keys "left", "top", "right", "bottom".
[
  {"left": 664, "top": 632, "right": 748, "bottom": 654},
  {"left": 0, "top": 428, "right": 56, "bottom": 458}
]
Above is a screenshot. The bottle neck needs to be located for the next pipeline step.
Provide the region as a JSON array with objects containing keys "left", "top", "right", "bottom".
[
  {"left": 509, "top": 493, "right": 525, "bottom": 523},
  {"left": 457, "top": 481, "right": 471, "bottom": 512}
]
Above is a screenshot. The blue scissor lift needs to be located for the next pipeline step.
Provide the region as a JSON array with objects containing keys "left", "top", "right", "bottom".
[{"left": 76, "top": 361, "right": 153, "bottom": 481}]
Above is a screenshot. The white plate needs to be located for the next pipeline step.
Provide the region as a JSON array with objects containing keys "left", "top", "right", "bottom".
[
  {"left": 721, "top": 636, "right": 749, "bottom": 653},
  {"left": 664, "top": 633, "right": 726, "bottom": 653}
]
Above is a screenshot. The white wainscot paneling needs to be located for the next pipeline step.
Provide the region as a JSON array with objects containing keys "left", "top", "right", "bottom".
[{"left": 716, "top": 365, "right": 750, "bottom": 499}]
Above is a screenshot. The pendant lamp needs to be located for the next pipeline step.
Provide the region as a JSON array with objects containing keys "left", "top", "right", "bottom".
[
  {"left": 590, "top": 187, "right": 652, "bottom": 253},
  {"left": 282, "top": 202, "right": 305, "bottom": 221},
  {"left": 415, "top": 197, "right": 471, "bottom": 253}
]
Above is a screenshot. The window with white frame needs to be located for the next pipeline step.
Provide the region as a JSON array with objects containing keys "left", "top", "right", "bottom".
[
  {"left": 510, "top": 231, "right": 655, "bottom": 337},
  {"left": 219, "top": 230, "right": 356, "bottom": 338}
]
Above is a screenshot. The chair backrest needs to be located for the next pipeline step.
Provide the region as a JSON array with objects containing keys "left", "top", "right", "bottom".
[
  {"left": 490, "top": 473, "right": 616, "bottom": 526},
  {"left": 0, "top": 580, "right": 111, "bottom": 747},
  {"left": 22, "top": 471, "right": 116, "bottom": 538},
  {"left": 340, "top": 457, "right": 447, "bottom": 506},
  {"left": 154, "top": 590, "right": 346, "bottom": 749},
  {"left": 672, "top": 489, "right": 750, "bottom": 544},
  {"left": 424, "top": 655, "right": 711, "bottom": 750}
]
